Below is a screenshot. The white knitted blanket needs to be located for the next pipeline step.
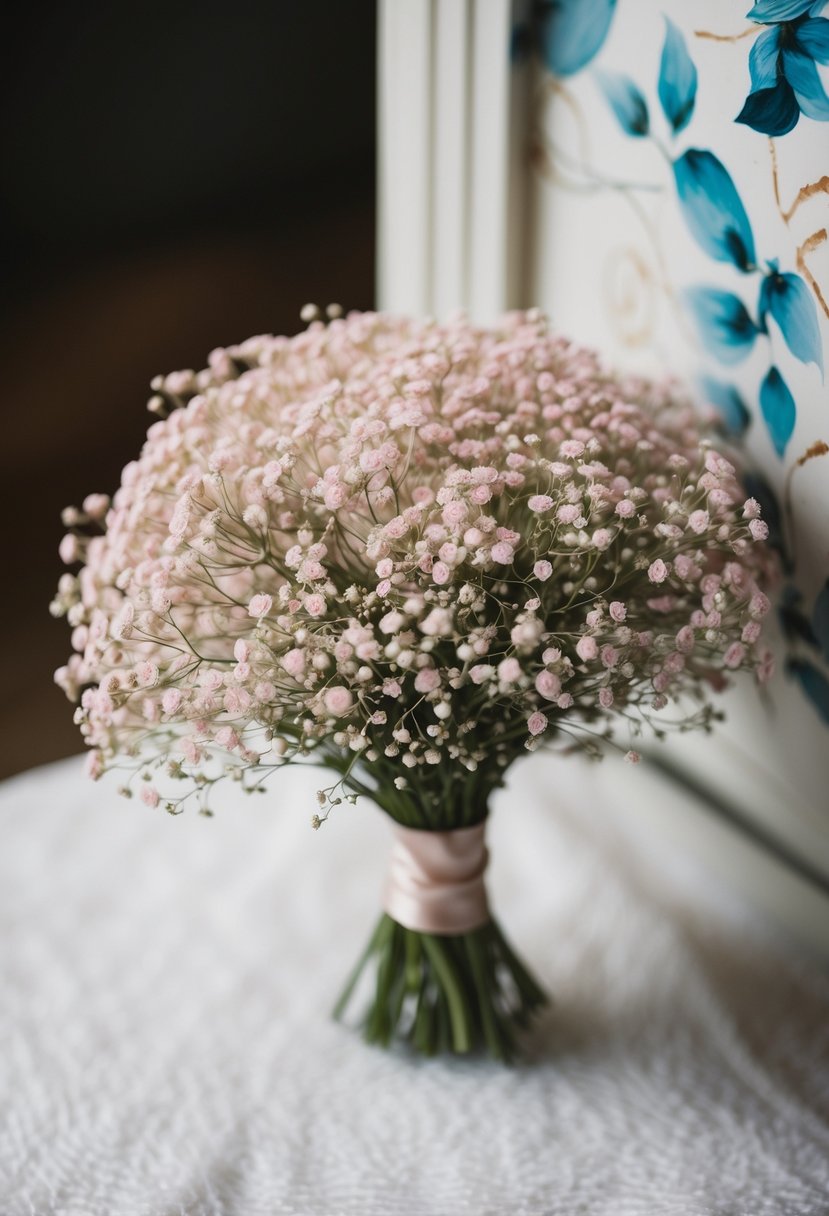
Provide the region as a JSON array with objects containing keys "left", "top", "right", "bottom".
[{"left": 1, "top": 754, "right": 828, "bottom": 1216}]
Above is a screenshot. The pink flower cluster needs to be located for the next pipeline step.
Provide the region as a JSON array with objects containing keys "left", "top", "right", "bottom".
[{"left": 53, "top": 310, "right": 773, "bottom": 815}]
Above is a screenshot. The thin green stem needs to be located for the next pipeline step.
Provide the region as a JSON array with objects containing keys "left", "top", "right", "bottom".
[{"left": 420, "top": 934, "right": 472, "bottom": 1054}]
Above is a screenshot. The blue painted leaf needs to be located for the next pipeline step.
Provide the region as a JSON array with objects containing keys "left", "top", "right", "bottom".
[
  {"left": 510, "top": 22, "right": 533, "bottom": 63},
  {"left": 786, "top": 658, "right": 829, "bottom": 726},
  {"left": 540, "top": 0, "right": 617, "bottom": 77},
  {"left": 736, "top": 77, "right": 800, "bottom": 134},
  {"left": 684, "top": 287, "right": 760, "bottom": 364},
  {"left": 796, "top": 17, "right": 829, "bottom": 65},
  {"left": 743, "top": 471, "right": 792, "bottom": 569},
  {"left": 759, "top": 365, "right": 797, "bottom": 455},
  {"left": 596, "top": 70, "right": 649, "bottom": 135},
  {"left": 748, "top": 27, "right": 781, "bottom": 91},
  {"left": 658, "top": 16, "right": 698, "bottom": 133},
  {"left": 758, "top": 270, "right": 824, "bottom": 374},
  {"left": 782, "top": 46, "right": 829, "bottom": 118},
  {"left": 673, "top": 150, "right": 756, "bottom": 270},
  {"left": 699, "top": 376, "right": 751, "bottom": 434},
  {"left": 813, "top": 578, "right": 829, "bottom": 662},
  {"left": 779, "top": 585, "right": 820, "bottom": 646},
  {"left": 747, "top": 0, "right": 816, "bottom": 18}
]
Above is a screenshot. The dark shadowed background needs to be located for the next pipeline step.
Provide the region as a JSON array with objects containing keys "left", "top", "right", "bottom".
[{"left": 0, "top": 2, "right": 377, "bottom": 778}]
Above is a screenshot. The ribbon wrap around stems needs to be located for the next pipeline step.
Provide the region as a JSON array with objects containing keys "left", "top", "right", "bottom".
[{"left": 382, "top": 820, "right": 490, "bottom": 935}]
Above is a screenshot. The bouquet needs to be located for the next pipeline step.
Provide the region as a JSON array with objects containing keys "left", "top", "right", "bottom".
[{"left": 54, "top": 309, "right": 773, "bottom": 1061}]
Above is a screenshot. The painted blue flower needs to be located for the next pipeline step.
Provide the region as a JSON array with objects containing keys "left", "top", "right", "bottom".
[
  {"left": 746, "top": 1, "right": 825, "bottom": 20},
  {"left": 538, "top": 0, "right": 617, "bottom": 76},
  {"left": 736, "top": 4, "right": 829, "bottom": 135}
]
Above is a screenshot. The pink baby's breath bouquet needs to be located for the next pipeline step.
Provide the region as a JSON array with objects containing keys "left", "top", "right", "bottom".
[{"left": 54, "top": 309, "right": 773, "bottom": 1060}]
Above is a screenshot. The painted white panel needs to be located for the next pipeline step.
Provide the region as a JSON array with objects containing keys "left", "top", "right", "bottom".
[
  {"left": 376, "top": 0, "right": 829, "bottom": 938},
  {"left": 527, "top": 0, "right": 829, "bottom": 875},
  {"left": 432, "top": 0, "right": 469, "bottom": 318},
  {"left": 468, "top": 0, "right": 513, "bottom": 321},
  {"left": 378, "top": 0, "right": 531, "bottom": 319},
  {"left": 377, "top": 0, "right": 433, "bottom": 315}
]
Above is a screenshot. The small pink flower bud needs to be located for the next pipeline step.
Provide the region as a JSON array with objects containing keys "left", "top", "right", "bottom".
[
  {"left": 248, "top": 594, "right": 273, "bottom": 618},
  {"left": 528, "top": 494, "right": 554, "bottom": 513},
  {"left": 576, "top": 636, "right": 598, "bottom": 662},
  {"left": 490, "top": 541, "right": 515, "bottom": 564},
  {"left": 324, "top": 686, "right": 354, "bottom": 716}
]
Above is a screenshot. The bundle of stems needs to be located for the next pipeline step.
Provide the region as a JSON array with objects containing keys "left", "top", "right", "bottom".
[
  {"left": 330, "top": 758, "right": 548, "bottom": 1062},
  {"left": 334, "top": 910, "right": 548, "bottom": 1062}
]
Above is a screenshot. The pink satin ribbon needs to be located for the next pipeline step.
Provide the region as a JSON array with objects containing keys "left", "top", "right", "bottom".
[{"left": 382, "top": 821, "right": 490, "bottom": 935}]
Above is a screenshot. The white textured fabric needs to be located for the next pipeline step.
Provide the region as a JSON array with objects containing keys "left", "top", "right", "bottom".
[{"left": 1, "top": 754, "right": 828, "bottom": 1216}]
